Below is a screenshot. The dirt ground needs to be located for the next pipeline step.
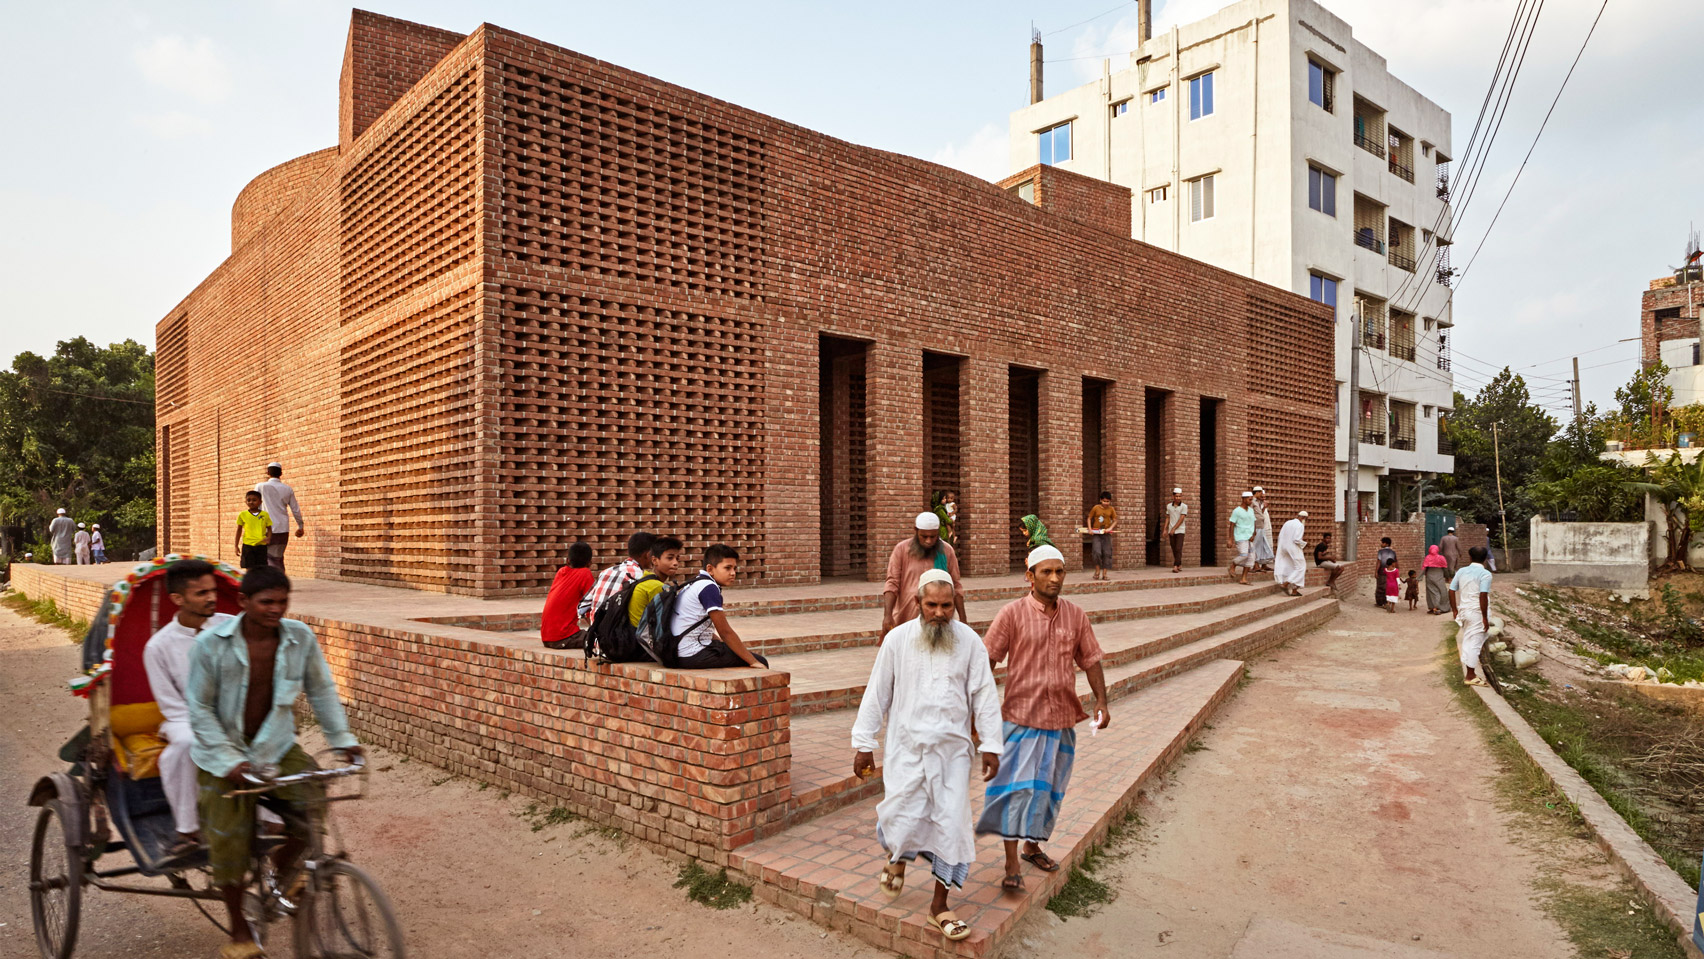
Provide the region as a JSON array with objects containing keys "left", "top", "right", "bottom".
[
  {"left": 1001, "top": 590, "right": 1649, "bottom": 959},
  {"left": 0, "top": 602, "right": 878, "bottom": 959}
]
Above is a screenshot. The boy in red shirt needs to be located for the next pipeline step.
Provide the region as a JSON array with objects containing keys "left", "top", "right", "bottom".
[{"left": 542, "top": 541, "right": 595, "bottom": 648}]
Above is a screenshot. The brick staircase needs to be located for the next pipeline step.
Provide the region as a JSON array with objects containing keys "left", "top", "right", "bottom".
[{"left": 715, "top": 572, "right": 1339, "bottom": 958}]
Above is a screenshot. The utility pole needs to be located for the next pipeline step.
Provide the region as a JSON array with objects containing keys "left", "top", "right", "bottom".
[
  {"left": 1345, "top": 312, "right": 1361, "bottom": 563},
  {"left": 1572, "top": 356, "right": 1582, "bottom": 423},
  {"left": 1492, "top": 421, "right": 1511, "bottom": 566}
]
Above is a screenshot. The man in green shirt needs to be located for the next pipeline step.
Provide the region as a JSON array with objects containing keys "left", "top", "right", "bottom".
[{"left": 1227, "top": 492, "right": 1257, "bottom": 585}]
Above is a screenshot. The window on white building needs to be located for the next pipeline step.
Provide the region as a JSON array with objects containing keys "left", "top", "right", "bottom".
[
  {"left": 1188, "top": 72, "right": 1214, "bottom": 120},
  {"left": 1150, "top": 88, "right": 1167, "bottom": 104},
  {"left": 1111, "top": 100, "right": 1130, "bottom": 118},
  {"left": 1308, "top": 61, "right": 1335, "bottom": 112},
  {"left": 1190, "top": 175, "right": 1215, "bottom": 221},
  {"left": 1037, "top": 121, "right": 1072, "bottom": 166},
  {"left": 1149, "top": 185, "right": 1169, "bottom": 203},
  {"left": 1308, "top": 166, "right": 1337, "bottom": 216},
  {"left": 1309, "top": 273, "right": 1338, "bottom": 314}
]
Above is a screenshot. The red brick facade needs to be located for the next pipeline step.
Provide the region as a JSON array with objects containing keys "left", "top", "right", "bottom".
[
  {"left": 155, "top": 12, "right": 1337, "bottom": 597},
  {"left": 1640, "top": 273, "right": 1704, "bottom": 365}
]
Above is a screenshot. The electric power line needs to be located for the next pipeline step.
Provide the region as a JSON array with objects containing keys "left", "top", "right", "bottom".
[{"left": 1042, "top": 2, "right": 1133, "bottom": 37}]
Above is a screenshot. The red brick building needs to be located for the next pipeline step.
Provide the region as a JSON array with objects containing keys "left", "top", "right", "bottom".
[
  {"left": 1639, "top": 269, "right": 1704, "bottom": 365},
  {"left": 154, "top": 10, "right": 1337, "bottom": 597}
]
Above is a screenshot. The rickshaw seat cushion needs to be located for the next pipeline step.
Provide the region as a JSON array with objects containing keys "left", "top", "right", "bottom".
[{"left": 111, "top": 701, "right": 167, "bottom": 780}]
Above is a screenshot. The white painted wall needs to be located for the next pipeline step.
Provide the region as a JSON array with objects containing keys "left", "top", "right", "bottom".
[
  {"left": 1009, "top": 0, "right": 1455, "bottom": 522},
  {"left": 1529, "top": 516, "right": 1652, "bottom": 593}
]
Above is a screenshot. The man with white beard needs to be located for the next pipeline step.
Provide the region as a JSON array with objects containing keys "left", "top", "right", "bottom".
[{"left": 851, "top": 569, "right": 1002, "bottom": 943}]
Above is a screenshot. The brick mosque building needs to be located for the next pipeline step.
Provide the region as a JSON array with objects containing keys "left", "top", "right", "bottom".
[{"left": 153, "top": 10, "right": 1337, "bottom": 597}]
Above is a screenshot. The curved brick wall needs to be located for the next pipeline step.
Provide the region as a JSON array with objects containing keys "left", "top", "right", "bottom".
[{"left": 230, "top": 147, "right": 340, "bottom": 251}]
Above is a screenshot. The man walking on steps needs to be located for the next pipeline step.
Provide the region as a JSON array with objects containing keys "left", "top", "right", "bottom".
[
  {"left": 1163, "top": 488, "right": 1188, "bottom": 573},
  {"left": 976, "top": 544, "right": 1109, "bottom": 892},
  {"left": 881, "top": 512, "right": 967, "bottom": 636},
  {"left": 851, "top": 569, "right": 1002, "bottom": 943},
  {"left": 1227, "top": 491, "right": 1256, "bottom": 586}
]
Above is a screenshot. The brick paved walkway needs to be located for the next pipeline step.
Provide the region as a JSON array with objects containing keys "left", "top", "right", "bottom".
[{"left": 731, "top": 659, "right": 1248, "bottom": 959}]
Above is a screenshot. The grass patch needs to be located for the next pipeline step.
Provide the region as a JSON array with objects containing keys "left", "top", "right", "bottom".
[
  {"left": 2, "top": 593, "right": 89, "bottom": 642},
  {"left": 1537, "top": 877, "right": 1685, "bottom": 959},
  {"left": 675, "top": 862, "right": 753, "bottom": 910},
  {"left": 1045, "top": 809, "right": 1142, "bottom": 919},
  {"left": 517, "top": 801, "right": 578, "bottom": 832}
]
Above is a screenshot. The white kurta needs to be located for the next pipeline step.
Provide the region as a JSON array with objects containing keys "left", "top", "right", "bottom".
[
  {"left": 1273, "top": 518, "right": 1308, "bottom": 589},
  {"left": 851, "top": 619, "right": 1003, "bottom": 868},
  {"left": 144, "top": 613, "right": 234, "bottom": 833}
]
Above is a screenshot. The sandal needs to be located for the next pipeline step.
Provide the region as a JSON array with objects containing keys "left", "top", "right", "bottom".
[
  {"left": 1464, "top": 676, "right": 1490, "bottom": 687},
  {"left": 217, "top": 942, "right": 268, "bottom": 959},
  {"left": 1021, "top": 849, "right": 1060, "bottom": 872},
  {"left": 878, "top": 865, "right": 904, "bottom": 899},
  {"left": 928, "top": 909, "right": 972, "bottom": 942},
  {"left": 1001, "top": 873, "right": 1024, "bottom": 892}
]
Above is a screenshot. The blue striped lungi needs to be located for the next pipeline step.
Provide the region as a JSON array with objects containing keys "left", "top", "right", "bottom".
[
  {"left": 876, "top": 824, "right": 972, "bottom": 889},
  {"left": 974, "top": 722, "right": 1076, "bottom": 842}
]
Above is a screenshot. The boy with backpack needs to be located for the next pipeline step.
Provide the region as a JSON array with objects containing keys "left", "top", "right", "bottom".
[
  {"left": 672, "top": 544, "right": 768, "bottom": 669},
  {"left": 628, "top": 536, "right": 684, "bottom": 625},
  {"left": 580, "top": 532, "right": 655, "bottom": 619}
]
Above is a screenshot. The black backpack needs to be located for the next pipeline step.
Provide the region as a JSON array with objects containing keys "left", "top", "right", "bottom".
[
  {"left": 637, "top": 576, "right": 715, "bottom": 668},
  {"left": 584, "top": 573, "right": 660, "bottom": 663}
]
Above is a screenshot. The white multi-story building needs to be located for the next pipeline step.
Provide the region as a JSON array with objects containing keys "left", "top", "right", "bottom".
[{"left": 1008, "top": 0, "right": 1455, "bottom": 522}]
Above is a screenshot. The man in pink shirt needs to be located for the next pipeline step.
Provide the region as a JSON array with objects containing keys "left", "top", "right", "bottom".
[
  {"left": 975, "top": 544, "right": 1110, "bottom": 892},
  {"left": 881, "top": 512, "right": 967, "bottom": 634}
]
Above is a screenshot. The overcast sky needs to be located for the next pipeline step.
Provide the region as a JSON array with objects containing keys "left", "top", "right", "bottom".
[{"left": 2, "top": 0, "right": 1698, "bottom": 417}]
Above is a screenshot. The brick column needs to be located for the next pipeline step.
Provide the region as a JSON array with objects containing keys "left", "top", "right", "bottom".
[
  {"left": 1038, "top": 369, "right": 1084, "bottom": 571},
  {"left": 862, "top": 342, "right": 923, "bottom": 581},
  {"left": 960, "top": 357, "right": 1009, "bottom": 577},
  {"left": 1109, "top": 382, "right": 1142, "bottom": 571}
]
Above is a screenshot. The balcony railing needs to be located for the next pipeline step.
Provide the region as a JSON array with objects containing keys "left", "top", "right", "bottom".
[
  {"left": 1354, "top": 131, "right": 1386, "bottom": 158},
  {"left": 1391, "top": 341, "right": 1416, "bottom": 361},
  {"left": 1437, "top": 352, "right": 1452, "bottom": 371},
  {"left": 1389, "top": 159, "right": 1414, "bottom": 182},
  {"left": 1354, "top": 230, "right": 1385, "bottom": 254},
  {"left": 1360, "top": 428, "right": 1387, "bottom": 446},
  {"left": 1436, "top": 266, "right": 1454, "bottom": 287},
  {"left": 1389, "top": 249, "right": 1416, "bottom": 272},
  {"left": 1437, "top": 428, "right": 1454, "bottom": 455},
  {"left": 1391, "top": 435, "right": 1416, "bottom": 451},
  {"left": 1436, "top": 173, "right": 1450, "bottom": 200}
]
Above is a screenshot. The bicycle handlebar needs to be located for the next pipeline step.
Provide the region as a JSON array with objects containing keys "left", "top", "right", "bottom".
[{"left": 224, "top": 752, "right": 366, "bottom": 796}]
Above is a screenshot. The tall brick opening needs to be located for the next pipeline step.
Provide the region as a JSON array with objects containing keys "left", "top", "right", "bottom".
[
  {"left": 1080, "top": 379, "right": 1110, "bottom": 567},
  {"left": 820, "top": 337, "right": 869, "bottom": 579},
  {"left": 1008, "top": 368, "right": 1042, "bottom": 570},
  {"left": 1199, "top": 398, "right": 1222, "bottom": 564},
  {"left": 1144, "top": 388, "right": 1170, "bottom": 565},
  {"left": 923, "top": 352, "right": 963, "bottom": 513}
]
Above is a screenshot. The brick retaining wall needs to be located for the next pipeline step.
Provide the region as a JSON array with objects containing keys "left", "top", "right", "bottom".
[{"left": 11, "top": 564, "right": 111, "bottom": 621}]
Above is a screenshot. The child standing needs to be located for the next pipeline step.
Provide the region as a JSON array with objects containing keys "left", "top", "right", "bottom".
[
  {"left": 233, "top": 490, "right": 273, "bottom": 571},
  {"left": 1404, "top": 570, "right": 1420, "bottom": 610},
  {"left": 1381, "top": 558, "right": 1401, "bottom": 614},
  {"left": 90, "top": 524, "right": 107, "bottom": 564},
  {"left": 1085, "top": 491, "right": 1119, "bottom": 581}
]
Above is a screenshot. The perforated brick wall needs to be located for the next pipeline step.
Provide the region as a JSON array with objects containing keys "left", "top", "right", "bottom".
[{"left": 155, "top": 13, "right": 1338, "bottom": 596}]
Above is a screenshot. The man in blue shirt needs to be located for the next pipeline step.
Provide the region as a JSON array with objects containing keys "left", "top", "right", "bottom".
[
  {"left": 187, "top": 565, "right": 362, "bottom": 958},
  {"left": 1226, "top": 492, "right": 1257, "bottom": 586},
  {"left": 1448, "top": 546, "right": 1495, "bottom": 687}
]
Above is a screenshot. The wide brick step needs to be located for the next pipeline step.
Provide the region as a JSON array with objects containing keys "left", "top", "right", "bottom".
[
  {"left": 778, "top": 594, "right": 1337, "bottom": 831},
  {"left": 739, "top": 579, "right": 1290, "bottom": 657},
  {"left": 731, "top": 658, "right": 1249, "bottom": 959},
  {"left": 778, "top": 585, "right": 1321, "bottom": 715},
  {"left": 723, "top": 567, "right": 1264, "bottom": 618}
]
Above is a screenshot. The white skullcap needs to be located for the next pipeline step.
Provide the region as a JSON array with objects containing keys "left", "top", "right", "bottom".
[
  {"left": 77, "top": 523, "right": 85, "bottom": 528},
  {"left": 1026, "top": 544, "right": 1066, "bottom": 569},
  {"left": 1447, "top": 526, "right": 1455, "bottom": 532},
  {"left": 1240, "top": 491, "right": 1253, "bottom": 498},
  {"left": 1172, "top": 487, "right": 1183, "bottom": 494},
  {"left": 917, "top": 568, "right": 954, "bottom": 595},
  {"left": 92, "top": 524, "right": 99, "bottom": 528},
  {"left": 267, "top": 461, "right": 283, "bottom": 469},
  {"left": 1252, "top": 485, "right": 1264, "bottom": 492},
  {"left": 915, "top": 511, "right": 941, "bottom": 531},
  {"left": 56, "top": 508, "right": 66, "bottom": 514},
  {"left": 1297, "top": 510, "right": 1309, "bottom": 518}
]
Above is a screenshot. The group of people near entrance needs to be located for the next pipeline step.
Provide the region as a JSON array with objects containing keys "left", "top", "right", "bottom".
[
  {"left": 46, "top": 508, "right": 107, "bottom": 565},
  {"left": 855, "top": 529, "right": 1107, "bottom": 942},
  {"left": 143, "top": 559, "right": 361, "bottom": 959}
]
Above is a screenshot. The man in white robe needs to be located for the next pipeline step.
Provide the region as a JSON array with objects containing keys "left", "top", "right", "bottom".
[
  {"left": 851, "top": 569, "right": 1002, "bottom": 943},
  {"left": 1450, "top": 545, "right": 1494, "bottom": 687},
  {"left": 1273, "top": 510, "right": 1309, "bottom": 596}
]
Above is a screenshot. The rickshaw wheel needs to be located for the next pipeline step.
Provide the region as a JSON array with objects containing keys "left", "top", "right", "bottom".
[
  {"left": 294, "top": 860, "right": 404, "bottom": 959},
  {"left": 29, "top": 799, "right": 83, "bottom": 959}
]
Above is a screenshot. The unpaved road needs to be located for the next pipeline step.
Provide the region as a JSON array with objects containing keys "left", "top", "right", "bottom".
[
  {"left": 1005, "top": 594, "right": 1600, "bottom": 958},
  {"left": 0, "top": 601, "right": 875, "bottom": 959}
]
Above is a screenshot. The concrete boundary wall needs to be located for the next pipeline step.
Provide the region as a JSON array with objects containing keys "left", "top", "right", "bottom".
[{"left": 1529, "top": 517, "right": 1651, "bottom": 593}]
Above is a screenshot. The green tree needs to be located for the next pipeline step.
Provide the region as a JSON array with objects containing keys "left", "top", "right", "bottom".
[
  {"left": 1604, "top": 359, "right": 1675, "bottom": 448},
  {"left": 1629, "top": 452, "right": 1704, "bottom": 570},
  {"left": 1437, "top": 368, "right": 1557, "bottom": 545},
  {"left": 0, "top": 338, "right": 155, "bottom": 559}
]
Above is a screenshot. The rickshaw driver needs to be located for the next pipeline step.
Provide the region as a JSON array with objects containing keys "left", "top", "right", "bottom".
[{"left": 187, "top": 565, "right": 363, "bottom": 959}]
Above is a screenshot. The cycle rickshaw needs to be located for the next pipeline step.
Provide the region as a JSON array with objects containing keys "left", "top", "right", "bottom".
[{"left": 25, "top": 555, "right": 404, "bottom": 958}]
